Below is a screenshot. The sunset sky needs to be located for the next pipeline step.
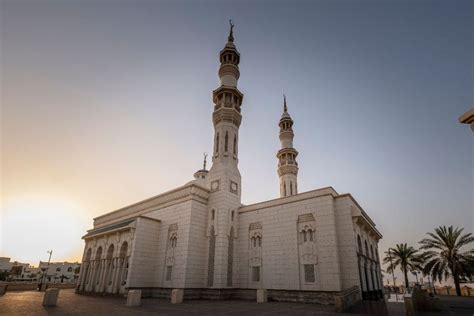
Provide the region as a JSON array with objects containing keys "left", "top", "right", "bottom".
[{"left": 1, "top": 0, "right": 472, "bottom": 284}]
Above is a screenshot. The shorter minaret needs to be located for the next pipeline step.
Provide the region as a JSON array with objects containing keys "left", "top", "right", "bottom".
[
  {"left": 194, "top": 153, "right": 209, "bottom": 180},
  {"left": 277, "top": 95, "right": 299, "bottom": 197}
]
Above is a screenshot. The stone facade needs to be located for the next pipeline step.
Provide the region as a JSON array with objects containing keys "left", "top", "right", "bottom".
[{"left": 77, "top": 24, "right": 383, "bottom": 310}]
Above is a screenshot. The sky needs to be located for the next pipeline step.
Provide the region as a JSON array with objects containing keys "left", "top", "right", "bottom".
[{"left": 1, "top": 0, "right": 472, "bottom": 284}]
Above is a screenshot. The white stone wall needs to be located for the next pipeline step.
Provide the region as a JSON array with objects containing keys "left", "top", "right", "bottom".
[
  {"left": 184, "top": 200, "right": 209, "bottom": 288},
  {"left": 143, "top": 200, "right": 195, "bottom": 288},
  {"left": 235, "top": 192, "right": 344, "bottom": 291},
  {"left": 80, "top": 183, "right": 381, "bottom": 295},
  {"left": 128, "top": 217, "right": 160, "bottom": 288},
  {"left": 334, "top": 197, "right": 361, "bottom": 291}
]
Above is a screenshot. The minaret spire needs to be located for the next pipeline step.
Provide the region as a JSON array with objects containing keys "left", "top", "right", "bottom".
[
  {"left": 277, "top": 95, "right": 299, "bottom": 197},
  {"left": 228, "top": 19, "right": 234, "bottom": 42}
]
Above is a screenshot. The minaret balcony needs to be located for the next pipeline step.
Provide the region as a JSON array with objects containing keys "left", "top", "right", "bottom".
[
  {"left": 219, "top": 47, "right": 240, "bottom": 64},
  {"left": 277, "top": 164, "right": 299, "bottom": 176},
  {"left": 213, "top": 107, "right": 242, "bottom": 127},
  {"left": 276, "top": 148, "right": 299, "bottom": 158},
  {"left": 213, "top": 86, "right": 243, "bottom": 112}
]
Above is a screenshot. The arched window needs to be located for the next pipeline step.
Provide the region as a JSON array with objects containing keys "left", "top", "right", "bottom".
[
  {"left": 303, "top": 230, "right": 307, "bottom": 242},
  {"left": 120, "top": 242, "right": 128, "bottom": 258},
  {"left": 85, "top": 248, "right": 92, "bottom": 262},
  {"left": 225, "top": 131, "right": 229, "bottom": 152},
  {"left": 107, "top": 244, "right": 114, "bottom": 259},
  {"left": 258, "top": 236, "right": 262, "bottom": 247},
  {"left": 290, "top": 181, "right": 293, "bottom": 195},
  {"left": 233, "top": 134, "right": 237, "bottom": 155},
  {"left": 95, "top": 247, "right": 103, "bottom": 261},
  {"left": 284, "top": 182, "right": 287, "bottom": 197},
  {"left": 309, "top": 229, "right": 314, "bottom": 241},
  {"left": 211, "top": 209, "right": 215, "bottom": 221},
  {"left": 169, "top": 236, "right": 177, "bottom": 248},
  {"left": 216, "top": 133, "right": 219, "bottom": 153},
  {"left": 231, "top": 210, "right": 234, "bottom": 222},
  {"left": 253, "top": 237, "right": 256, "bottom": 247}
]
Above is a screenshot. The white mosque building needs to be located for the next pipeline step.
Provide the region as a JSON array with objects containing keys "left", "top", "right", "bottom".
[{"left": 77, "top": 24, "right": 383, "bottom": 308}]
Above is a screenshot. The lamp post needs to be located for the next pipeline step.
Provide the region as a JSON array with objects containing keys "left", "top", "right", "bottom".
[{"left": 39, "top": 250, "right": 53, "bottom": 290}]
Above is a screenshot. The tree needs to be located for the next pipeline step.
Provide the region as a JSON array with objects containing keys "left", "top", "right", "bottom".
[
  {"left": 383, "top": 243, "right": 424, "bottom": 289},
  {"left": 419, "top": 225, "right": 474, "bottom": 296},
  {"left": 0, "top": 271, "right": 10, "bottom": 281}
]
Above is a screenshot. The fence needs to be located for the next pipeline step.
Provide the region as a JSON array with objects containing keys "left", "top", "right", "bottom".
[{"left": 1, "top": 282, "right": 76, "bottom": 291}]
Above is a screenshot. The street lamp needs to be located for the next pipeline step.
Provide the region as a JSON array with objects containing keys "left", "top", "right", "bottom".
[{"left": 39, "top": 250, "right": 53, "bottom": 290}]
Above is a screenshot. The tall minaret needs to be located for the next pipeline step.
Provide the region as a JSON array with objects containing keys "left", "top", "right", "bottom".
[
  {"left": 205, "top": 21, "right": 242, "bottom": 288},
  {"left": 277, "top": 95, "right": 299, "bottom": 197}
]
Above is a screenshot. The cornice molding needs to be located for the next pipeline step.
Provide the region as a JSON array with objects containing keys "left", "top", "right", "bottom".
[
  {"left": 239, "top": 186, "right": 338, "bottom": 213},
  {"left": 93, "top": 183, "right": 210, "bottom": 227}
]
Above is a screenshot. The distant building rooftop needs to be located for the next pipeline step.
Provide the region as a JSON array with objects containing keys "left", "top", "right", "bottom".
[{"left": 459, "top": 108, "right": 474, "bottom": 131}]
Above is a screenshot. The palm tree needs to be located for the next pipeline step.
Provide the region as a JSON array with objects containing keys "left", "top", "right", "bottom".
[
  {"left": 383, "top": 243, "right": 423, "bottom": 289},
  {"left": 419, "top": 225, "right": 474, "bottom": 296}
]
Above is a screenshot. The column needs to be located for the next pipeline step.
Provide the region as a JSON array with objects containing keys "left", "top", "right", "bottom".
[
  {"left": 79, "top": 262, "right": 88, "bottom": 291},
  {"left": 88, "top": 261, "right": 97, "bottom": 292},
  {"left": 360, "top": 258, "right": 368, "bottom": 299},
  {"left": 95, "top": 260, "right": 104, "bottom": 292},
  {"left": 100, "top": 259, "right": 107, "bottom": 292},
  {"left": 366, "top": 260, "right": 374, "bottom": 299},
  {"left": 111, "top": 258, "right": 120, "bottom": 293}
]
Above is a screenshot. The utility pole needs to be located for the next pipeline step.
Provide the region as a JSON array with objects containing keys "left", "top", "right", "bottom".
[{"left": 40, "top": 250, "right": 53, "bottom": 290}]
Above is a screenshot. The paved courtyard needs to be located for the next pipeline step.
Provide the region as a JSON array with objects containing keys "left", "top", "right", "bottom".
[{"left": 0, "top": 289, "right": 473, "bottom": 315}]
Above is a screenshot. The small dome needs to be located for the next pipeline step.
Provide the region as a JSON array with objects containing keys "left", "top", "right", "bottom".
[{"left": 194, "top": 169, "right": 208, "bottom": 180}]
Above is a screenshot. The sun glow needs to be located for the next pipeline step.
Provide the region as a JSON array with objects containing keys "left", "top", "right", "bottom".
[{"left": 0, "top": 195, "right": 89, "bottom": 265}]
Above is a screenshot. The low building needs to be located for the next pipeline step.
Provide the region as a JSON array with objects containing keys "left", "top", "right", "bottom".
[
  {"left": 39, "top": 262, "right": 80, "bottom": 284},
  {"left": 10, "top": 261, "right": 30, "bottom": 280},
  {"left": 19, "top": 266, "right": 42, "bottom": 282},
  {"left": 0, "top": 257, "right": 12, "bottom": 272}
]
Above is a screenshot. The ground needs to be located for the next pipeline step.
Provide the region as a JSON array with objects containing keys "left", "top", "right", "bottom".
[{"left": 1, "top": 289, "right": 473, "bottom": 315}]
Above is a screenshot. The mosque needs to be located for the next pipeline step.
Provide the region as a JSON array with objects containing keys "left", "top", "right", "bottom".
[{"left": 77, "top": 23, "right": 383, "bottom": 307}]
